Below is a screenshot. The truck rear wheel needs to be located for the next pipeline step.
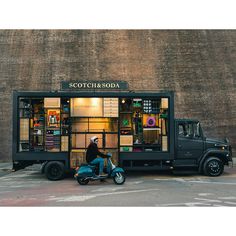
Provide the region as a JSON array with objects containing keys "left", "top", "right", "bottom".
[
  {"left": 45, "top": 161, "right": 65, "bottom": 180},
  {"left": 203, "top": 157, "right": 224, "bottom": 177}
]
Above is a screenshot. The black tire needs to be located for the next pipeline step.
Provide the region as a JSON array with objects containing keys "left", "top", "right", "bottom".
[
  {"left": 113, "top": 172, "right": 126, "bottom": 185},
  {"left": 45, "top": 161, "right": 65, "bottom": 180},
  {"left": 77, "top": 177, "right": 89, "bottom": 185},
  {"left": 203, "top": 157, "right": 224, "bottom": 177}
]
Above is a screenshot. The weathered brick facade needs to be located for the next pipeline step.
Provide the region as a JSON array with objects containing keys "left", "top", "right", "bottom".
[{"left": 0, "top": 30, "right": 235, "bottom": 161}]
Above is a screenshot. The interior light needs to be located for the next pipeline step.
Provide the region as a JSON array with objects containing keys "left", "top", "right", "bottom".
[
  {"left": 122, "top": 99, "right": 125, "bottom": 104},
  {"left": 92, "top": 98, "right": 99, "bottom": 106}
]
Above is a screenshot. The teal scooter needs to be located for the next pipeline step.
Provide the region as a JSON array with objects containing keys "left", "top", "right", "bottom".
[{"left": 74, "top": 154, "right": 126, "bottom": 185}]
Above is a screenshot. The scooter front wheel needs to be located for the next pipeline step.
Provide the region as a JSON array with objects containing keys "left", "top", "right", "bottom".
[
  {"left": 77, "top": 177, "right": 89, "bottom": 185},
  {"left": 113, "top": 172, "right": 126, "bottom": 185}
]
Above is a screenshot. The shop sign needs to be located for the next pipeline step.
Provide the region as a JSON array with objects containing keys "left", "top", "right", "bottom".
[{"left": 61, "top": 81, "right": 128, "bottom": 90}]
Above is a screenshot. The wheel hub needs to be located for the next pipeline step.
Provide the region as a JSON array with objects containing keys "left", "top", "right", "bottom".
[
  {"left": 51, "top": 167, "right": 59, "bottom": 176},
  {"left": 115, "top": 173, "right": 124, "bottom": 183},
  {"left": 209, "top": 161, "right": 220, "bottom": 173}
]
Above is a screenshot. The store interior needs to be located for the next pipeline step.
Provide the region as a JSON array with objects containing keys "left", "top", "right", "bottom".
[{"left": 18, "top": 96, "right": 169, "bottom": 168}]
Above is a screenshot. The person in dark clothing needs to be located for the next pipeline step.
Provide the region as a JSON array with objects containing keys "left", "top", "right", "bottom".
[{"left": 86, "top": 136, "right": 109, "bottom": 177}]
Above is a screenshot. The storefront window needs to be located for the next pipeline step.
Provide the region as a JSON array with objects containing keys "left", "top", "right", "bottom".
[
  {"left": 18, "top": 95, "right": 169, "bottom": 156},
  {"left": 18, "top": 97, "right": 70, "bottom": 153},
  {"left": 119, "top": 97, "right": 169, "bottom": 152}
]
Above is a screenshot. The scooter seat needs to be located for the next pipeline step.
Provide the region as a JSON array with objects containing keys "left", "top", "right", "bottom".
[{"left": 81, "top": 163, "right": 97, "bottom": 168}]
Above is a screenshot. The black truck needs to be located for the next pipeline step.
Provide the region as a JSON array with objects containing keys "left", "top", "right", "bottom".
[
  {"left": 12, "top": 91, "right": 233, "bottom": 180},
  {"left": 172, "top": 118, "right": 232, "bottom": 176}
]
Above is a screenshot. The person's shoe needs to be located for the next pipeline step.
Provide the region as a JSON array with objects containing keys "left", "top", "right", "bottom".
[{"left": 98, "top": 172, "right": 108, "bottom": 177}]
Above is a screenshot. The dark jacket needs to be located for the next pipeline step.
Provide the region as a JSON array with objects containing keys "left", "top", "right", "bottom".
[{"left": 86, "top": 142, "right": 107, "bottom": 163}]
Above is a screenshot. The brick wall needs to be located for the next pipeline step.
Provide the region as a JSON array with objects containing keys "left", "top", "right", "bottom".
[{"left": 0, "top": 30, "right": 235, "bottom": 161}]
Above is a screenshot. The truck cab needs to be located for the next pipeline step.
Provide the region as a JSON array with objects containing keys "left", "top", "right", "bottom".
[{"left": 174, "top": 119, "right": 233, "bottom": 176}]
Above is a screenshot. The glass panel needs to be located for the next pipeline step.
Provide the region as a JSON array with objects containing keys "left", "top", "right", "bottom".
[
  {"left": 19, "top": 98, "right": 31, "bottom": 109},
  {"left": 71, "top": 98, "right": 103, "bottom": 117},
  {"left": 44, "top": 98, "right": 60, "bottom": 108},
  {"left": 30, "top": 135, "right": 44, "bottom": 152},
  {"left": 120, "top": 135, "right": 133, "bottom": 146},
  {"left": 185, "top": 123, "right": 193, "bottom": 137},
  {"left": 105, "top": 134, "right": 118, "bottom": 148},
  {"left": 193, "top": 123, "right": 201, "bottom": 138},
  {"left": 120, "top": 113, "right": 132, "bottom": 135},
  {"left": 45, "top": 131, "right": 60, "bottom": 152},
  {"left": 25, "top": 98, "right": 45, "bottom": 152},
  {"left": 143, "top": 114, "right": 159, "bottom": 128},
  {"left": 61, "top": 113, "right": 70, "bottom": 135},
  {"left": 103, "top": 98, "right": 119, "bottom": 117},
  {"left": 61, "top": 136, "right": 69, "bottom": 151},
  {"left": 61, "top": 98, "right": 70, "bottom": 113},
  {"left": 19, "top": 109, "right": 31, "bottom": 118},
  {"left": 143, "top": 129, "right": 161, "bottom": 145},
  {"left": 30, "top": 113, "right": 45, "bottom": 152},
  {"left": 162, "top": 136, "right": 168, "bottom": 151},
  {"left": 46, "top": 109, "right": 60, "bottom": 127},
  {"left": 120, "top": 98, "right": 132, "bottom": 112},
  {"left": 178, "top": 124, "right": 185, "bottom": 136},
  {"left": 143, "top": 99, "right": 161, "bottom": 113},
  {"left": 119, "top": 97, "right": 170, "bottom": 152},
  {"left": 161, "top": 98, "right": 169, "bottom": 109},
  {"left": 19, "top": 142, "right": 30, "bottom": 152},
  {"left": 32, "top": 98, "right": 44, "bottom": 114},
  {"left": 45, "top": 109, "right": 60, "bottom": 152},
  {"left": 20, "top": 118, "right": 29, "bottom": 141},
  {"left": 89, "top": 118, "right": 118, "bottom": 132},
  {"left": 72, "top": 134, "right": 86, "bottom": 148},
  {"left": 71, "top": 118, "right": 89, "bottom": 132},
  {"left": 71, "top": 133, "right": 104, "bottom": 149}
]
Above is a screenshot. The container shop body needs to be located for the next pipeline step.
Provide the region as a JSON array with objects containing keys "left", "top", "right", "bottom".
[{"left": 12, "top": 91, "right": 175, "bottom": 179}]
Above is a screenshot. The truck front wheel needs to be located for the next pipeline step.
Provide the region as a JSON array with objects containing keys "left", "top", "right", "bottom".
[
  {"left": 45, "top": 161, "right": 65, "bottom": 180},
  {"left": 203, "top": 157, "right": 224, "bottom": 177}
]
